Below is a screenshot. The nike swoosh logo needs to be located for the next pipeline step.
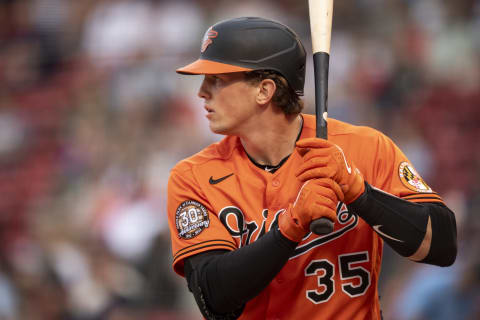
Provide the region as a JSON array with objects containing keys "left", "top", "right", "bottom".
[
  {"left": 209, "top": 173, "right": 234, "bottom": 185},
  {"left": 335, "top": 145, "right": 352, "bottom": 174},
  {"left": 373, "top": 225, "right": 404, "bottom": 242}
]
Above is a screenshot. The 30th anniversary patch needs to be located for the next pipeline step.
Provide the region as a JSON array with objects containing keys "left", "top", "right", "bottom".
[
  {"left": 175, "top": 200, "right": 210, "bottom": 239},
  {"left": 398, "top": 161, "right": 432, "bottom": 193}
]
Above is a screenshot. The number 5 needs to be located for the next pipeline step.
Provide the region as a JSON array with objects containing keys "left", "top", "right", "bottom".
[{"left": 338, "top": 252, "right": 371, "bottom": 297}]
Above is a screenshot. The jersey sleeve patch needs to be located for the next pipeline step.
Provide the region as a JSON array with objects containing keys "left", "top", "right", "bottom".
[
  {"left": 175, "top": 200, "right": 210, "bottom": 239},
  {"left": 398, "top": 161, "right": 432, "bottom": 193}
]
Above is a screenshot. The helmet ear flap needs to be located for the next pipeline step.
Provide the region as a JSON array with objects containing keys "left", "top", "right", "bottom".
[{"left": 176, "top": 17, "right": 307, "bottom": 95}]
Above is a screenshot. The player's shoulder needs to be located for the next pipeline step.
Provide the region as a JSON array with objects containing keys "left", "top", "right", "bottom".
[
  {"left": 302, "top": 113, "right": 385, "bottom": 142},
  {"left": 170, "top": 135, "right": 240, "bottom": 175},
  {"left": 329, "top": 118, "right": 384, "bottom": 140}
]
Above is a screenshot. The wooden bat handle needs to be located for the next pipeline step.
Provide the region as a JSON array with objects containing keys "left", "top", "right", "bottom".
[{"left": 308, "top": 0, "right": 335, "bottom": 236}]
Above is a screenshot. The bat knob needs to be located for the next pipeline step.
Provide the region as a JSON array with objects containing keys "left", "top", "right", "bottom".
[{"left": 310, "top": 217, "right": 334, "bottom": 235}]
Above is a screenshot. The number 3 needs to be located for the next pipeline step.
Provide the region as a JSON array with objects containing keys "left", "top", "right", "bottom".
[{"left": 305, "top": 251, "right": 371, "bottom": 304}]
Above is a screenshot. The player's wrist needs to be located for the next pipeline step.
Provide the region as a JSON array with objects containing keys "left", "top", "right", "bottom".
[
  {"left": 273, "top": 227, "right": 300, "bottom": 249},
  {"left": 344, "top": 170, "right": 365, "bottom": 204},
  {"left": 278, "top": 204, "right": 306, "bottom": 242}
]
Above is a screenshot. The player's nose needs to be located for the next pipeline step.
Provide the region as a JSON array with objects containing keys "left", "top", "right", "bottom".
[{"left": 198, "top": 77, "right": 211, "bottom": 100}]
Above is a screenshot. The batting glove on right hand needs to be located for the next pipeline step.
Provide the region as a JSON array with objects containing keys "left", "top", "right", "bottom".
[
  {"left": 295, "top": 138, "right": 365, "bottom": 204},
  {"left": 278, "top": 178, "right": 344, "bottom": 242}
]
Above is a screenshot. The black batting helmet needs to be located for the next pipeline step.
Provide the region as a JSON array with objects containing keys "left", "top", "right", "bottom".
[{"left": 176, "top": 17, "right": 307, "bottom": 95}]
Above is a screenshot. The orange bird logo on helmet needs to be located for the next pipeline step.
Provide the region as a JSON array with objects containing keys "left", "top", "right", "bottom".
[{"left": 201, "top": 28, "right": 218, "bottom": 53}]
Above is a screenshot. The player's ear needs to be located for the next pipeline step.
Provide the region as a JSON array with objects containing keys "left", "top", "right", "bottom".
[{"left": 255, "top": 79, "right": 276, "bottom": 105}]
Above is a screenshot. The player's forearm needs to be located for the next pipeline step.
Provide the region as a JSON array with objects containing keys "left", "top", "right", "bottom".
[
  {"left": 348, "top": 182, "right": 457, "bottom": 266},
  {"left": 184, "top": 227, "right": 297, "bottom": 318}
]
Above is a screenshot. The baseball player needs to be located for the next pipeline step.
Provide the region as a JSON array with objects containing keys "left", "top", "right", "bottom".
[{"left": 167, "top": 17, "right": 457, "bottom": 319}]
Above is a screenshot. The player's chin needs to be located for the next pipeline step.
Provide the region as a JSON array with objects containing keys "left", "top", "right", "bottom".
[
  {"left": 209, "top": 122, "right": 230, "bottom": 135},
  {"left": 210, "top": 126, "right": 229, "bottom": 135}
]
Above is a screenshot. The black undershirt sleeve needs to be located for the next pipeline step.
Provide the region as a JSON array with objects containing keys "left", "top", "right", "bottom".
[
  {"left": 184, "top": 182, "right": 457, "bottom": 319},
  {"left": 348, "top": 182, "right": 457, "bottom": 266},
  {"left": 184, "top": 227, "right": 297, "bottom": 319}
]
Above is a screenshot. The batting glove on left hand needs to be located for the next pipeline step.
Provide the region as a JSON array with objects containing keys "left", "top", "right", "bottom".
[
  {"left": 295, "top": 138, "right": 365, "bottom": 204},
  {"left": 278, "top": 178, "right": 344, "bottom": 242}
]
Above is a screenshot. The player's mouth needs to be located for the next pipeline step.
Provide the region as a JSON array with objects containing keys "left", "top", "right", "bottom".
[{"left": 205, "top": 105, "right": 214, "bottom": 119}]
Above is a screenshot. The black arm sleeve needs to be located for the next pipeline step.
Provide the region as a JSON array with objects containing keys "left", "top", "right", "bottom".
[
  {"left": 348, "top": 182, "right": 457, "bottom": 266},
  {"left": 184, "top": 227, "right": 297, "bottom": 319}
]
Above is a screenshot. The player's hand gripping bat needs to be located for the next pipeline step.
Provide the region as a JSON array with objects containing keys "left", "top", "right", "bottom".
[{"left": 308, "top": 0, "right": 335, "bottom": 235}]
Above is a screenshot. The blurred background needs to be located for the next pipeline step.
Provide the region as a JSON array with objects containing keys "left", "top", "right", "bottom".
[{"left": 0, "top": 0, "right": 479, "bottom": 319}]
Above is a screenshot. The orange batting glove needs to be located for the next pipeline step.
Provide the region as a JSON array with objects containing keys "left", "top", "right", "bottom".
[
  {"left": 295, "top": 138, "right": 365, "bottom": 204},
  {"left": 278, "top": 178, "right": 344, "bottom": 242}
]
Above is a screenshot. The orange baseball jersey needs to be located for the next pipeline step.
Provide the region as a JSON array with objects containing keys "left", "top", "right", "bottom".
[{"left": 167, "top": 114, "right": 443, "bottom": 320}]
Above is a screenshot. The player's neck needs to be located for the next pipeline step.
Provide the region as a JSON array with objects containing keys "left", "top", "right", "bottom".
[{"left": 240, "top": 114, "right": 303, "bottom": 167}]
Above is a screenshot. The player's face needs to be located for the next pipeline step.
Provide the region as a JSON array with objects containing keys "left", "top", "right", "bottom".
[{"left": 198, "top": 73, "right": 258, "bottom": 135}]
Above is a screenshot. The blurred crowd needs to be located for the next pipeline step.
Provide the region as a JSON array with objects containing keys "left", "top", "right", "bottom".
[{"left": 0, "top": 0, "right": 479, "bottom": 319}]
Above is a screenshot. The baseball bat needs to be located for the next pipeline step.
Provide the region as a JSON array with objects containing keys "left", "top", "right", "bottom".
[{"left": 308, "top": 0, "right": 335, "bottom": 235}]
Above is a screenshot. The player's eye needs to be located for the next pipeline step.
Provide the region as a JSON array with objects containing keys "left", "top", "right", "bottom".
[
  {"left": 206, "top": 75, "right": 220, "bottom": 83},
  {"left": 213, "top": 75, "right": 225, "bottom": 86}
]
